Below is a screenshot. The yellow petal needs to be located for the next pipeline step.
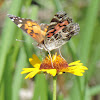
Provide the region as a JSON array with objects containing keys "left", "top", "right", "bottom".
[
  {"left": 21, "top": 68, "right": 39, "bottom": 74},
  {"left": 64, "top": 65, "right": 88, "bottom": 76},
  {"left": 25, "top": 70, "right": 40, "bottom": 79},
  {"left": 29, "top": 54, "right": 41, "bottom": 68},
  {"left": 41, "top": 69, "right": 57, "bottom": 76},
  {"left": 68, "top": 60, "right": 81, "bottom": 66}
]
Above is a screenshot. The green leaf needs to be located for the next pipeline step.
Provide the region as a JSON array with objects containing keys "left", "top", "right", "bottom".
[
  {"left": 0, "top": 0, "right": 23, "bottom": 84},
  {"left": 12, "top": 47, "right": 28, "bottom": 100},
  {"left": 33, "top": 74, "right": 48, "bottom": 100}
]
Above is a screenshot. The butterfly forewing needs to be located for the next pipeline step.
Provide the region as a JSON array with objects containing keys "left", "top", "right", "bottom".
[{"left": 8, "top": 14, "right": 47, "bottom": 43}]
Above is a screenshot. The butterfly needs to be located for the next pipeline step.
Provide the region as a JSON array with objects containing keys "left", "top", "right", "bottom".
[{"left": 8, "top": 11, "right": 80, "bottom": 56}]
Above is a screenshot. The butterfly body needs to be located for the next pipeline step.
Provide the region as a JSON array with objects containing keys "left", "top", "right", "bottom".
[{"left": 8, "top": 11, "right": 80, "bottom": 51}]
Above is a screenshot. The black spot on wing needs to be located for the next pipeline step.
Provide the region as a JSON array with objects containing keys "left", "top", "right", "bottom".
[{"left": 51, "top": 18, "right": 60, "bottom": 23}]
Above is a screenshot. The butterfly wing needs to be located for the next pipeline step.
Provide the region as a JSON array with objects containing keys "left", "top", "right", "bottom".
[
  {"left": 44, "top": 11, "right": 80, "bottom": 51},
  {"left": 8, "top": 14, "right": 48, "bottom": 43},
  {"left": 46, "top": 11, "right": 76, "bottom": 38}
]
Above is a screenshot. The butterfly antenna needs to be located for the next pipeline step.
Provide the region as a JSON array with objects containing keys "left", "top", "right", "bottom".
[
  {"left": 16, "top": 39, "right": 25, "bottom": 42},
  {"left": 16, "top": 39, "right": 33, "bottom": 45}
]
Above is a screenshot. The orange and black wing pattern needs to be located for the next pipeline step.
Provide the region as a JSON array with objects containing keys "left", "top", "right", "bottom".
[
  {"left": 8, "top": 14, "right": 48, "bottom": 43},
  {"left": 46, "top": 11, "right": 79, "bottom": 39}
]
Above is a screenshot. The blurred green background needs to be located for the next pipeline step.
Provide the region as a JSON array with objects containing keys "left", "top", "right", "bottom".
[{"left": 0, "top": 0, "right": 100, "bottom": 100}]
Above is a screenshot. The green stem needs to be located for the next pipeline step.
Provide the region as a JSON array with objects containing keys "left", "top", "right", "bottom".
[{"left": 53, "top": 76, "right": 57, "bottom": 100}]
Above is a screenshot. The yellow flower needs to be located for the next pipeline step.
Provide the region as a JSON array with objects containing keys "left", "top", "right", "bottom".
[{"left": 21, "top": 53, "right": 88, "bottom": 79}]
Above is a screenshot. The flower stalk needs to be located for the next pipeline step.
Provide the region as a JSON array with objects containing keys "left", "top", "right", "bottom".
[{"left": 53, "top": 76, "right": 57, "bottom": 100}]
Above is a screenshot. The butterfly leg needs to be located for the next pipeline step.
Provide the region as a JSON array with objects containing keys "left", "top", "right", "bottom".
[
  {"left": 58, "top": 48, "right": 65, "bottom": 60},
  {"left": 47, "top": 50, "right": 54, "bottom": 68}
]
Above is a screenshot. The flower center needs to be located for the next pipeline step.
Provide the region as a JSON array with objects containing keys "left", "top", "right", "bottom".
[{"left": 40, "top": 55, "right": 68, "bottom": 72}]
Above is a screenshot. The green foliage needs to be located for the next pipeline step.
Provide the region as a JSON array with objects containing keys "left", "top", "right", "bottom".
[{"left": 0, "top": 0, "right": 100, "bottom": 100}]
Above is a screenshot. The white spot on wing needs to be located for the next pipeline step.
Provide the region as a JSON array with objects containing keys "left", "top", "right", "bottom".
[
  {"left": 19, "top": 20, "right": 22, "bottom": 22},
  {"left": 11, "top": 19, "right": 14, "bottom": 21},
  {"left": 17, "top": 24, "right": 22, "bottom": 27}
]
